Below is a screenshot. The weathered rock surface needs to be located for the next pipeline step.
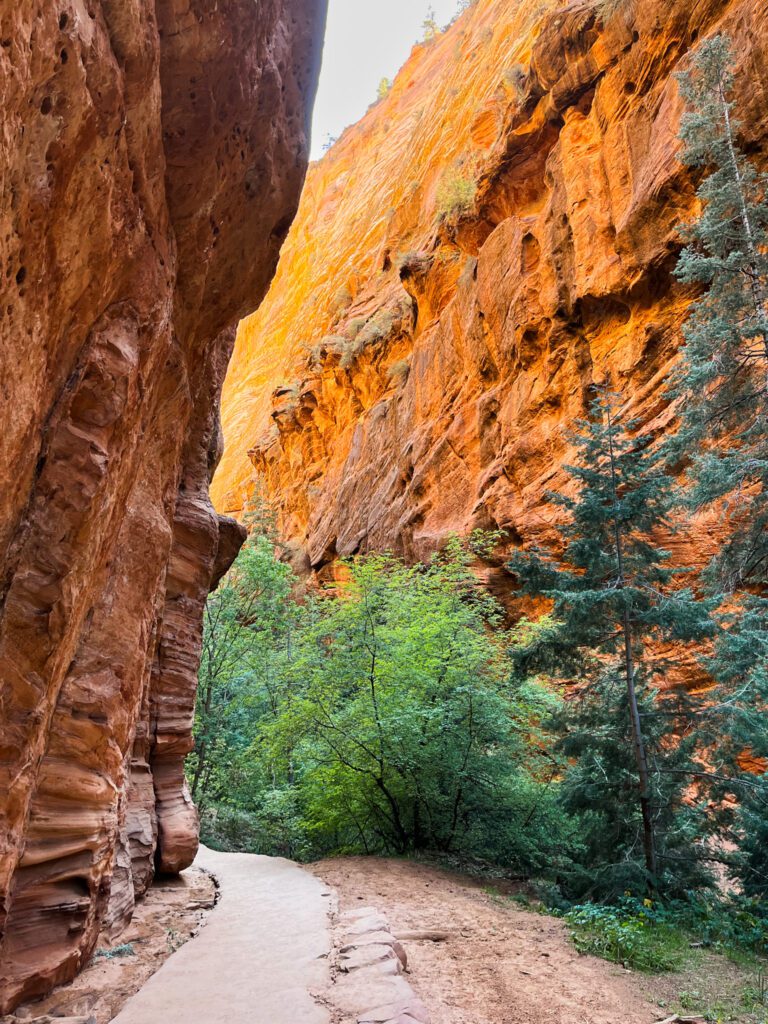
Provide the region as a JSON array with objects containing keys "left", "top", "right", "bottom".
[
  {"left": 212, "top": 0, "right": 768, "bottom": 595},
  {"left": 329, "top": 907, "right": 430, "bottom": 1024},
  {"left": 0, "top": 0, "right": 326, "bottom": 1012}
]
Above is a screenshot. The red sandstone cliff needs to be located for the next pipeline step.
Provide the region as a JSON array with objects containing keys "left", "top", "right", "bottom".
[
  {"left": 212, "top": 0, "right": 768, "bottom": 598},
  {"left": 0, "top": 0, "right": 326, "bottom": 1011}
]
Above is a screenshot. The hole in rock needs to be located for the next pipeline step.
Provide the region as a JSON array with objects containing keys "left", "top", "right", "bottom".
[
  {"left": 16, "top": 266, "right": 26, "bottom": 285},
  {"left": 60, "top": 48, "right": 68, "bottom": 63},
  {"left": 59, "top": 12, "right": 68, "bottom": 28},
  {"left": 40, "top": 96, "right": 53, "bottom": 114}
]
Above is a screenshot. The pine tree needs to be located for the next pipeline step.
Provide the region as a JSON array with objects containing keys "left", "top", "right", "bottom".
[
  {"left": 671, "top": 35, "right": 768, "bottom": 592},
  {"left": 670, "top": 36, "right": 768, "bottom": 895},
  {"left": 422, "top": 5, "right": 438, "bottom": 42},
  {"left": 509, "top": 390, "right": 714, "bottom": 895}
]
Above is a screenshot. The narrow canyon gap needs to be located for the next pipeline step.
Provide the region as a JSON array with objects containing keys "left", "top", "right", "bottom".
[{"left": 0, "top": 0, "right": 327, "bottom": 1012}]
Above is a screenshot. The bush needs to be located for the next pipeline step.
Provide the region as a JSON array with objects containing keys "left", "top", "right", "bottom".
[
  {"left": 435, "top": 170, "right": 477, "bottom": 221},
  {"left": 309, "top": 335, "right": 346, "bottom": 365},
  {"left": 386, "top": 359, "right": 410, "bottom": 383},
  {"left": 564, "top": 901, "right": 689, "bottom": 972},
  {"left": 200, "top": 792, "right": 310, "bottom": 861},
  {"left": 503, "top": 64, "right": 527, "bottom": 102},
  {"left": 562, "top": 894, "right": 768, "bottom": 973},
  {"left": 347, "top": 317, "right": 367, "bottom": 339},
  {"left": 93, "top": 943, "right": 136, "bottom": 961},
  {"left": 593, "top": 0, "right": 627, "bottom": 20},
  {"left": 332, "top": 284, "right": 353, "bottom": 312}
]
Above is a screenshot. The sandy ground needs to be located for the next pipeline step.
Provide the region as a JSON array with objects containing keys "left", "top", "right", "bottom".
[
  {"left": 111, "top": 846, "right": 331, "bottom": 1024},
  {"left": 13, "top": 867, "right": 216, "bottom": 1022},
  {"left": 312, "top": 856, "right": 662, "bottom": 1024}
]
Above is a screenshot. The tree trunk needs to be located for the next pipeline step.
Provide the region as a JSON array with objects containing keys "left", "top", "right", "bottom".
[
  {"left": 605, "top": 400, "right": 658, "bottom": 887},
  {"left": 623, "top": 607, "right": 658, "bottom": 885}
]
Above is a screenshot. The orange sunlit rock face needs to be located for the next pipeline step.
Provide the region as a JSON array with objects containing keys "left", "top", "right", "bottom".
[{"left": 213, "top": 0, "right": 768, "bottom": 595}]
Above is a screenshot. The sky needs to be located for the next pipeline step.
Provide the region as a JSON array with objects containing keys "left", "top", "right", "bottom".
[{"left": 310, "top": 0, "right": 463, "bottom": 159}]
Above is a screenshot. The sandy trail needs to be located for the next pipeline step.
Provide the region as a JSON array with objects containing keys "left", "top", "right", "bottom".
[
  {"left": 111, "top": 846, "right": 331, "bottom": 1024},
  {"left": 312, "top": 857, "right": 661, "bottom": 1024}
]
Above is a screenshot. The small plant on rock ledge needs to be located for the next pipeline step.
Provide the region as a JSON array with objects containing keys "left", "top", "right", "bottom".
[
  {"left": 376, "top": 77, "right": 392, "bottom": 101},
  {"left": 593, "top": 0, "right": 628, "bottom": 21},
  {"left": 332, "top": 283, "right": 353, "bottom": 313},
  {"left": 435, "top": 168, "right": 477, "bottom": 223},
  {"left": 386, "top": 359, "right": 410, "bottom": 384}
]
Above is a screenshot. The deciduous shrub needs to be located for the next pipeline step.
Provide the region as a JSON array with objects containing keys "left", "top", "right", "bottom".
[{"left": 435, "top": 170, "right": 477, "bottom": 221}]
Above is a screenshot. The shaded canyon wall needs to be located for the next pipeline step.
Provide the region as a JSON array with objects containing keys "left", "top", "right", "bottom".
[
  {"left": 212, "top": 0, "right": 768, "bottom": 599},
  {"left": 0, "top": 0, "right": 326, "bottom": 1011}
]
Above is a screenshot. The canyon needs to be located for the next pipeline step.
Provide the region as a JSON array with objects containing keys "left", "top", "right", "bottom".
[
  {"left": 212, "top": 0, "right": 768, "bottom": 598},
  {"left": 3, "top": 0, "right": 768, "bottom": 1015},
  {"left": 0, "top": 0, "right": 326, "bottom": 1012}
]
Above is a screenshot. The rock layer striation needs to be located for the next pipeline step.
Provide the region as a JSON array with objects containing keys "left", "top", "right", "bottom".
[
  {"left": 0, "top": 0, "right": 326, "bottom": 1011},
  {"left": 212, "top": 0, "right": 768, "bottom": 593}
]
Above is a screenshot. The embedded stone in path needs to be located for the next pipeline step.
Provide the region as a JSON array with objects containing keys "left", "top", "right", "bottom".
[{"left": 327, "top": 906, "right": 431, "bottom": 1024}]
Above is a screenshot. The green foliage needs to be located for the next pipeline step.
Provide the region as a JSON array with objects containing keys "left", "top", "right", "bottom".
[
  {"left": 190, "top": 534, "right": 574, "bottom": 869},
  {"left": 669, "top": 36, "right": 768, "bottom": 596},
  {"left": 593, "top": 0, "right": 628, "bottom": 20},
  {"left": 509, "top": 391, "right": 716, "bottom": 899},
  {"left": 261, "top": 542, "right": 559, "bottom": 859},
  {"left": 377, "top": 77, "right": 392, "bottom": 101},
  {"left": 421, "top": 5, "right": 439, "bottom": 43},
  {"left": 189, "top": 501, "right": 298, "bottom": 815},
  {"left": 668, "top": 35, "right": 768, "bottom": 900},
  {"left": 386, "top": 359, "right": 410, "bottom": 383},
  {"left": 200, "top": 790, "right": 310, "bottom": 860},
  {"left": 564, "top": 900, "right": 689, "bottom": 972},
  {"left": 93, "top": 943, "right": 136, "bottom": 961},
  {"left": 661, "top": 893, "right": 768, "bottom": 960},
  {"left": 435, "top": 169, "right": 477, "bottom": 222},
  {"left": 561, "top": 892, "right": 768, "bottom": 977}
]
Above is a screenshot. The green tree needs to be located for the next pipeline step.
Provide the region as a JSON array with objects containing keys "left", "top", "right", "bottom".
[
  {"left": 422, "top": 5, "right": 438, "bottom": 42},
  {"left": 509, "top": 391, "right": 714, "bottom": 896},
  {"left": 670, "top": 35, "right": 768, "bottom": 896},
  {"left": 189, "top": 530, "right": 296, "bottom": 811},
  {"left": 670, "top": 35, "right": 768, "bottom": 593},
  {"left": 377, "top": 77, "right": 392, "bottom": 101},
  {"left": 256, "top": 542, "right": 569, "bottom": 865},
  {"left": 191, "top": 532, "right": 571, "bottom": 870}
]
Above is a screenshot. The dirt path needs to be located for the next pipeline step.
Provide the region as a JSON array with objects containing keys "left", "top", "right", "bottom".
[
  {"left": 312, "top": 857, "right": 662, "bottom": 1024},
  {"left": 111, "top": 846, "right": 331, "bottom": 1024}
]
